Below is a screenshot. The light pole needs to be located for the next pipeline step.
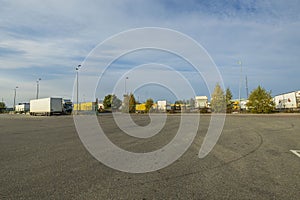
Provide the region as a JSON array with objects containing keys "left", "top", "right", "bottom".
[
  {"left": 245, "top": 75, "right": 249, "bottom": 99},
  {"left": 76, "top": 65, "right": 81, "bottom": 114},
  {"left": 238, "top": 61, "right": 242, "bottom": 109},
  {"left": 125, "top": 77, "right": 129, "bottom": 95},
  {"left": 36, "top": 78, "right": 41, "bottom": 99},
  {"left": 13, "top": 86, "right": 18, "bottom": 111}
]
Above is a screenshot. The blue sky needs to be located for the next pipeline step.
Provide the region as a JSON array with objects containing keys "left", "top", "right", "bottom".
[{"left": 1, "top": 0, "right": 300, "bottom": 106}]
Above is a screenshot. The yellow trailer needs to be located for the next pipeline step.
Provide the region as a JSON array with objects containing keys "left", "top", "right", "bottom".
[
  {"left": 136, "top": 104, "right": 146, "bottom": 113},
  {"left": 74, "top": 102, "right": 97, "bottom": 111}
]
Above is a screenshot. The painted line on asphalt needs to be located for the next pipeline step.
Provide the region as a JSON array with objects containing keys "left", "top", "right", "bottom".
[{"left": 290, "top": 150, "right": 300, "bottom": 158}]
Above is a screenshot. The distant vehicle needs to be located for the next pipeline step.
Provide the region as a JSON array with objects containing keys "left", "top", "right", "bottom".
[
  {"left": 157, "top": 100, "right": 169, "bottom": 112},
  {"left": 195, "top": 96, "right": 210, "bottom": 113},
  {"left": 62, "top": 99, "right": 73, "bottom": 114},
  {"left": 136, "top": 104, "right": 146, "bottom": 113},
  {"left": 30, "top": 97, "right": 72, "bottom": 116},
  {"left": 15, "top": 103, "right": 30, "bottom": 114},
  {"left": 195, "top": 96, "right": 208, "bottom": 109},
  {"left": 232, "top": 99, "right": 248, "bottom": 112},
  {"left": 274, "top": 91, "right": 300, "bottom": 112},
  {"left": 167, "top": 104, "right": 181, "bottom": 113}
]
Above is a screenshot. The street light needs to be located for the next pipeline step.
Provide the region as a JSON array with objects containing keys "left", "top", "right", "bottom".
[
  {"left": 125, "top": 77, "right": 129, "bottom": 95},
  {"left": 36, "top": 78, "right": 41, "bottom": 99},
  {"left": 13, "top": 86, "right": 18, "bottom": 111},
  {"left": 238, "top": 61, "right": 242, "bottom": 109},
  {"left": 76, "top": 64, "right": 81, "bottom": 114}
]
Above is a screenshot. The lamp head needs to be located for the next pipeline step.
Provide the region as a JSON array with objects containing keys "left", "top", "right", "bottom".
[{"left": 76, "top": 64, "right": 81, "bottom": 70}]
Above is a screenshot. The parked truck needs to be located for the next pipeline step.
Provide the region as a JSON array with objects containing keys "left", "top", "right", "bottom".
[
  {"left": 30, "top": 97, "right": 64, "bottom": 116},
  {"left": 62, "top": 99, "right": 73, "bottom": 114},
  {"left": 136, "top": 103, "right": 146, "bottom": 113},
  {"left": 15, "top": 103, "right": 30, "bottom": 114},
  {"left": 273, "top": 91, "right": 300, "bottom": 111}
]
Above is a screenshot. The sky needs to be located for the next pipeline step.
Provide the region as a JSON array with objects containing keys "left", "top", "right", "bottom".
[{"left": 1, "top": 0, "right": 300, "bottom": 106}]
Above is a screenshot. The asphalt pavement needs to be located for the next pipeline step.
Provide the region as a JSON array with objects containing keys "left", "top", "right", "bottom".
[{"left": 0, "top": 113, "right": 299, "bottom": 199}]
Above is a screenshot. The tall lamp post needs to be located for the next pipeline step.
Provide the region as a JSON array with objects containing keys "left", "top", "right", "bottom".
[
  {"left": 125, "top": 77, "right": 129, "bottom": 95},
  {"left": 238, "top": 61, "right": 242, "bottom": 109},
  {"left": 13, "top": 86, "right": 18, "bottom": 111},
  {"left": 76, "top": 65, "right": 81, "bottom": 114},
  {"left": 36, "top": 78, "right": 41, "bottom": 99}
]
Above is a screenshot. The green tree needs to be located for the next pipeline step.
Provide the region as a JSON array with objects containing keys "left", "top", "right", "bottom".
[
  {"left": 145, "top": 98, "right": 154, "bottom": 113},
  {"left": 175, "top": 100, "right": 185, "bottom": 104},
  {"left": 123, "top": 93, "right": 136, "bottom": 113},
  {"left": 225, "top": 87, "right": 233, "bottom": 113},
  {"left": 247, "top": 86, "right": 275, "bottom": 113},
  {"left": 103, "top": 94, "right": 112, "bottom": 109},
  {"left": 0, "top": 102, "right": 6, "bottom": 113},
  {"left": 211, "top": 83, "right": 226, "bottom": 113},
  {"left": 103, "top": 94, "right": 122, "bottom": 110},
  {"left": 128, "top": 93, "right": 136, "bottom": 113}
]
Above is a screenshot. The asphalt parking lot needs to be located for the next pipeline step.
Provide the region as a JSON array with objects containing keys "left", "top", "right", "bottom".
[{"left": 0, "top": 113, "right": 299, "bottom": 199}]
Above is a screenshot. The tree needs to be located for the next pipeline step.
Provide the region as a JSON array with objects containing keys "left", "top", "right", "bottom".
[
  {"left": 0, "top": 102, "right": 6, "bottom": 113},
  {"left": 225, "top": 87, "right": 233, "bottom": 113},
  {"left": 211, "top": 83, "right": 226, "bottom": 113},
  {"left": 128, "top": 93, "right": 136, "bottom": 113},
  {"left": 175, "top": 100, "right": 183, "bottom": 104},
  {"left": 103, "top": 94, "right": 122, "bottom": 110},
  {"left": 103, "top": 94, "right": 112, "bottom": 109},
  {"left": 123, "top": 93, "right": 136, "bottom": 113},
  {"left": 145, "top": 98, "right": 154, "bottom": 113},
  {"left": 247, "top": 86, "right": 275, "bottom": 113}
]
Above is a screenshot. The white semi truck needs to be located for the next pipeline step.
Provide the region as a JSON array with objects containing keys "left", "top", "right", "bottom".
[
  {"left": 273, "top": 91, "right": 300, "bottom": 111},
  {"left": 30, "top": 97, "right": 66, "bottom": 116},
  {"left": 195, "top": 96, "right": 208, "bottom": 109},
  {"left": 15, "top": 103, "right": 30, "bottom": 114}
]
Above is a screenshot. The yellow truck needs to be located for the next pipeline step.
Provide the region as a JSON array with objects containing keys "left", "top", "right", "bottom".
[{"left": 136, "top": 104, "right": 146, "bottom": 113}]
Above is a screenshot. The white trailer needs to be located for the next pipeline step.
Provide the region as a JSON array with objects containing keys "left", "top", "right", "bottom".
[
  {"left": 30, "top": 97, "right": 63, "bottom": 116},
  {"left": 195, "top": 96, "right": 208, "bottom": 109},
  {"left": 157, "top": 100, "right": 169, "bottom": 112},
  {"left": 273, "top": 91, "right": 300, "bottom": 111},
  {"left": 15, "top": 103, "right": 30, "bottom": 113}
]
